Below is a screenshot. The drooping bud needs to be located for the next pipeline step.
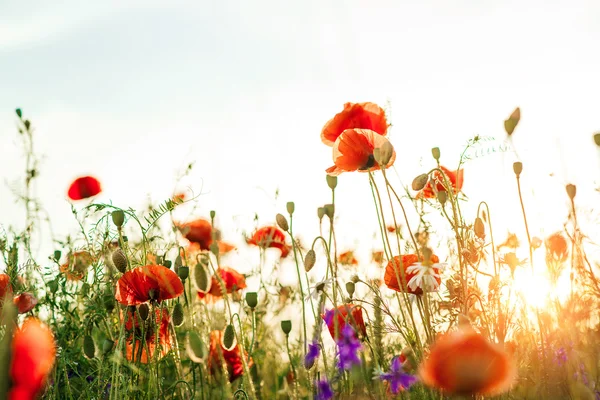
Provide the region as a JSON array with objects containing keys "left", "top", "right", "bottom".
[
  {"left": 474, "top": 217, "right": 485, "bottom": 239},
  {"left": 431, "top": 147, "right": 441, "bottom": 161},
  {"left": 281, "top": 320, "right": 292, "bottom": 335},
  {"left": 566, "top": 184, "right": 577, "bottom": 200},
  {"left": 286, "top": 201, "right": 295, "bottom": 215},
  {"left": 437, "top": 191, "right": 447, "bottom": 206},
  {"left": 276, "top": 213, "right": 289, "bottom": 232},
  {"left": 186, "top": 331, "right": 208, "bottom": 363},
  {"left": 324, "top": 204, "right": 335, "bottom": 220},
  {"left": 178, "top": 266, "right": 189, "bottom": 281},
  {"left": 111, "top": 210, "right": 125, "bottom": 228},
  {"left": 351, "top": 274, "right": 360, "bottom": 284},
  {"left": 373, "top": 140, "right": 394, "bottom": 166},
  {"left": 594, "top": 132, "right": 600, "bottom": 147},
  {"left": 223, "top": 324, "right": 236, "bottom": 350},
  {"left": 111, "top": 249, "right": 127, "bottom": 273},
  {"left": 138, "top": 303, "right": 150, "bottom": 321},
  {"left": 245, "top": 292, "right": 258, "bottom": 309},
  {"left": 513, "top": 162, "right": 523, "bottom": 178},
  {"left": 345, "top": 282, "right": 355, "bottom": 298},
  {"left": 304, "top": 249, "right": 316, "bottom": 272},
  {"left": 411, "top": 174, "right": 429, "bottom": 191},
  {"left": 173, "top": 303, "right": 185, "bottom": 327},
  {"left": 83, "top": 335, "right": 96, "bottom": 359},
  {"left": 326, "top": 175, "right": 338, "bottom": 190},
  {"left": 504, "top": 107, "right": 521, "bottom": 136}
]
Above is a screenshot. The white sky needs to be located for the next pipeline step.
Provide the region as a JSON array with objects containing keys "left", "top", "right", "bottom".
[{"left": 1, "top": 0, "right": 600, "bottom": 283}]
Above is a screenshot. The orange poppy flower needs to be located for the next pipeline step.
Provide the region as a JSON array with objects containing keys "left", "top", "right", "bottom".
[
  {"left": 339, "top": 250, "right": 358, "bottom": 266},
  {"left": 246, "top": 226, "right": 291, "bottom": 258},
  {"left": 9, "top": 318, "right": 56, "bottom": 400},
  {"left": 67, "top": 176, "right": 102, "bottom": 200},
  {"left": 176, "top": 218, "right": 235, "bottom": 254},
  {"left": 59, "top": 251, "right": 93, "bottom": 281},
  {"left": 207, "top": 329, "right": 252, "bottom": 382},
  {"left": 322, "top": 304, "right": 367, "bottom": 341},
  {"left": 384, "top": 254, "right": 442, "bottom": 295},
  {"left": 325, "top": 129, "right": 396, "bottom": 176},
  {"left": 321, "top": 102, "right": 388, "bottom": 146},
  {"left": 197, "top": 267, "right": 247, "bottom": 303},
  {"left": 417, "top": 166, "right": 464, "bottom": 199},
  {"left": 13, "top": 293, "right": 38, "bottom": 314},
  {"left": 419, "top": 326, "right": 516, "bottom": 396},
  {"left": 123, "top": 307, "right": 172, "bottom": 363},
  {"left": 372, "top": 251, "right": 384, "bottom": 264},
  {"left": 115, "top": 265, "right": 184, "bottom": 305},
  {"left": 172, "top": 192, "right": 187, "bottom": 202},
  {"left": 386, "top": 225, "right": 397, "bottom": 233}
]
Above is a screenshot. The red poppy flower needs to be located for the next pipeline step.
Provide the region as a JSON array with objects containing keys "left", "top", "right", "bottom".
[
  {"left": 322, "top": 304, "right": 367, "bottom": 341},
  {"left": 59, "top": 250, "right": 93, "bottom": 281},
  {"left": 123, "top": 307, "right": 172, "bottom": 363},
  {"left": 176, "top": 218, "right": 235, "bottom": 254},
  {"left": 207, "top": 329, "right": 252, "bottom": 382},
  {"left": 419, "top": 326, "right": 516, "bottom": 396},
  {"left": 115, "top": 265, "right": 184, "bottom": 305},
  {"left": 13, "top": 293, "right": 38, "bottom": 314},
  {"left": 545, "top": 232, "right": 568, "bottom": 261},
  {"left": 9, "top": 318, "right": 56, "bottom": 400},
  {"left": 197, "top": 267, "right": 247, "bottom": 303},
  {"left": 384, "top": 254, "right": 442, "bottom": 295},
  {"left": 67, "top": 176, "right": 102, "bottom": 200},
  {"left": 339, "top": 250, "right": 358, "bottom": 266},
  {"left": 325, "top": 129, "right": 396, "bottom": 176},
  {"left": 417, "top": 166, "right": 464, "bottom": 199},
  {"left": 321, "top": 102, "right": 388, "bottom": 146},
  {"left": 246, "top": 226, "right": 291, "bottom": 258}
]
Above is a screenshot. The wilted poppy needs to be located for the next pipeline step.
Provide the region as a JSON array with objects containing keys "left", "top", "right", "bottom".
[
  {"left": 325, "top": 129, "right": 396, "bottom": 176},
  {"left": 13, "top": 293, "right": 38, "bottom": 314},
  {"left": 419, "top": 326, "right": 516, "bottom": 396},
  {"left": 321, "top": 102, "right": 388, "bottom": 146},
  {"left": 384, "top": 254, "right": 443, "bottom": 295},
  {"left": 246, "top": 226, "right": 291, "bottom": 258},
  {"left": 9, "top": 318, "right": 56, "bottom": 400},
  {"left": 207, "top": 329, "right": 252, "bottom": 382},
  {"left": 176, "top": 218, "right": 235, "bottom": 254},
  {"left": 67, "top": 176, "right": 102, "bottom": 200},
  {"left": 322, "top": 304, "right": 367, "bottom": 341},
  {"left": 59, "top": 250, "right": 93, "bottom": 281},
  {"left": 339, "top": 250, "right": 358, "bottom": 266},
  {"left": 123, "top": 307, "right": 172, "bottom": 363},
  {"left": 197, "top": 267, "right": 247, "bottom": 303},
  {"left": 417, "top": 166, "right": 464, "bottom": 199},
  {"left": 115, "top": 265, "right": 184, "bottom": 305}
]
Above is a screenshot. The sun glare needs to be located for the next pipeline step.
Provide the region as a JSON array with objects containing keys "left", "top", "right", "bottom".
[{"left": 512, "top": 268, "right": 571, "bottom": 311}]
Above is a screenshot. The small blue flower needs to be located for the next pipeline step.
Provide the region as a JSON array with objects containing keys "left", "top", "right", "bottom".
[
  {"left": 305, "top": 341, "right": 321, "bottom": 369},
  {"left": 336, "top": 324, "right": 361, "bottom": 371},
  {"left": 316, "top": 377, "right": 334, "bottom": 400},
  {"left": 378, "top": 356, "right": 418, "bottom": 394}
]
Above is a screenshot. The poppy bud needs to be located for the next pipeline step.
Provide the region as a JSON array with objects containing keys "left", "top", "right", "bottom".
[
  {"left": 111, "top": 210, "right": 125, "bottom": 228},
  {"left": 83, "top": 335, "right": 96, "bottom": 359},
  {"left": 504, "top": 107, "right": 521, "bottom": 136},
  {"left": 474, "top": 217, "right": 485, "bottom": 239},
  {"left": 164, "top": 259, "right": 172, "bottom": 269},
  {"left": 286, "top": 201, "right": 295, "bottom": 215},
  {"left": 53, "top": 250, "right": 61, "bottom": 261},
  {"left": 192, "top": 260, "right": 212, "bottom": 293},
  {"left": 411, "top": 173, "right": 429, "bottom": 191},
  {"left": 326, "top": 175, "right": 338, "bottom": 190},
  {"left": 174, "top": 255, "right": 183, "bottom": 273},
  {"left": 15, "top": 108, "right": 22, "bottom": 118},
  {"left": 317, "top": 207, "right": 326, "bottom": 221},
  {"left": 178, "top": 266, "right": 189, "bottom": 281},
  {"left": 594, "top": 132, "right": 600, "bottom": 147},
  {"left": 345, "top": 282, "right": 355, "bottom": 298},
  {"left": 301, "top": 250, "right": 315, "bottom": 273},
  {"left": 566, "top": 184, "right": 576, "bottom": 200},
  {"left": 437, "top": 191, "right": 447, "bottom": 205},
  {"left": 186, "top": 331, "right": 207, "bottom": 363},
  {"left": 111, "top": 249, "right": 127, "bottom": 273},
  {"left": 351, "top": 274, "right": 360, "bottom": 284},
  {"left": 102, "top": 339, "right": 114, "bottom": 355},
  {"left": 276, "top": 213, "right": 289, "bottom": 232},
  {"left": 173, "top": 303, "right": 185, "bottom": 327},
  {"left": 24, "top": 120, "right": 31, "bottom": 130},
  {"left": 245, "top": 292, "right": 258, "bottom": 309},
  {"left": 138, "top": 303, "right": 150, "bottom": 321},
  {"left": 223, "top": 324, "right": 236, "bottom": 350},
  {"left": 281, "top": 320, "right": 292, "bottom": 335},
  {"left": 373, "top": 140, "right": 394, "bottom": 166},
  {"left": 431, "top": 147, "right": 441, "bottom": 161},
  {"left": 513, "top": 162, "right": 523, "bottom": 177},
  {"left": 324, "top": 204, "right": 335, "bottom": 220},
  {"left": 210, "top": 210, "right": 216, "bottom": 220}
]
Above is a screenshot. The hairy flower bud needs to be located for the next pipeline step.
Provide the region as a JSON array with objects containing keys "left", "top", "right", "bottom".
[
  {"left": 411, "top": 173, "right": 429, "bottom": 191},
  {"left": 223, "top": 324, "right": 236, "bottom": 350},
  {"left": 474, "top": 217, "right": 485, "bottom": 239},
  {"left": 373, "top": 140, "right": 394, "bottom": 166},
  {"left": 431, "top": 147, "right": 441, "bottom": 161},
  {"left": 304, "top": 249, "right": 316, "bottom": 272},
  {"left": 111, "top": 210, "right": 125, "bottom": 228},
  {"left": 173, "top": 303, "right": 185, "bottom": 327},
  {"left": 276, "top": 213, "right": 289, "bottom": 232},
  {"left": 111, "top": 249, "right": 127, "bottom": 273},
  {"left": 83, "top": 335, "right": 95, "bottom": 359}
]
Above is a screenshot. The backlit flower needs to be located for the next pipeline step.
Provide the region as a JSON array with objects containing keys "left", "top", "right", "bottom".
[
  {"left": 316, "top": 377, "right": 334, "bottom": 400},
  {"left": 123, "top": 307, "right": 172, "bottom": 363},
  {"left": 246, "top": 226, "right": 291, "bottom": 258},
  {"left": 384, "top": 254, "right": 443, "bottom": 295},
  {"left": 417, "top": 166, "right": 464, "bottom": 199},
  {"left": 325, "top": 129, "right": 396, "bottom": 176},
  {"left": 322, "top": 304, "right": 367, "bottom": 341},
  {"left": 419, "top": 326, "right": 516, "bottom": 396},
  {"left": 304, "top": 341, "right": 321, "bottom": 369},
  {"left": 59, "top": 250, "right": 93, "bottom": 281},
  {"left": 176, "top": 218, "right": 235, "bottom": 254},
  {"left": 378, "top": 356, "right": 418, "bottom": 394},
  {"left": 13, "top": 292, "right": 38, "bottom": 314},
  {"left": 545, "top": 232, "right": 568, "bottom": 261},
  {"left": 207, "top": 329, "right": 252, "bottom": 382},
  {"left": 339, "top": 250, "right": 358, "bottom": 266},
  {"left": 115, "top": 265, "right": 184, "bottom": 305},
  {"left": 321, "top": 102, "right": 388, "bottom": 146},
  {"left": 372, "top": 251, "right": 384, "bottom": 264},
  {"left": 336, "top": 324, "right": 362, "bottom": 371},
  {"left": 197, "top": 267, "right": 247, "bottom": 303},
  {"left": 67, "top": 176, "right": 102, "bottom": 200}
]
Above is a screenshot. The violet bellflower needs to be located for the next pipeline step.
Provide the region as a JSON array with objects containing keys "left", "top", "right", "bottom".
[
  {"left": 378, "top": 356, "right": 418, "bottom": 394},
  {"left": 316, "top": 377, "right": 334, "bottom": 400},
  {"left": 336, "top": 324, "right": 362, "bottom": 371}
]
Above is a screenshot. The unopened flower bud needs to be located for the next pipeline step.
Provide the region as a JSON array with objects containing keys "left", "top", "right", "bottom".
[
  {"left": 102, "top": 339, "right": 114, "bottom": 355},
  {"left": 276, "top": 213, "right": 289, "bottom": 232},
  {"left": 173, "top": 303, "right": 185, "bottom": 327},
  {"left": 281, "top": 320, "right": 292, "bottom": 335},
  {"left": 286, "top": 202, "right": 295, "bottom": 215},
  {"left": 83, "top": 335, "right": 96, "bottom": 359},
  {"left": 566, "top": 184, "right": 576, "bottom": 200},
  {"left": 513, "top": 162, "right": 523, "bottom": 177},
  {"left": 373, "top": 140, "right": 394, "bottom": 166},
  {"left": 474, "top": 217, "right": 485, "bottom": 239},
  {"left": 164, "top": 260, "right": 172, "bottom": 269},
  {"left": 411, "top": 174, "right": 429, "bottom": 191},
  {"left": 431, "top": 147, "right": 441, "bottom": 161},
  {"left": 186, "top": 331, "right": 208, "bottom": 363},
  {"left": 326, "top": 175, "right": 338, "bottom": 190},
  {"left": 178, "top": 266, "right": 189, "bottom": 281},
  {"left": 437, "top": 191, "right": 447, "bottom": 205},
  {"left": 345, "top": 282, "right": 355, "bottom": 298},
  {"left": 111, "top": 210, "right": 125, "bottom": 227},
  {"left": 245, "top": 292, "right": 258, "bottom": 309},
  {"left": 504, "top": 107, "right": 521, "bottom": 136},
  {"left": 351, "top": 274, "right": 360, "bottom": 284},
  {"left": 304, "top": 249, "right": 316, "bottom": 272},
  {"left": 594, "top": 132, "right": 600, "bottom": 147},
  {"left": 223, "top": 324, "right": 236, "bottom": 350},
  {"left": 53, "top": 250, "right": 61, "bottom": 261},
  {"left": 111, "top": 249, "right": 127, "bottom": 273}
]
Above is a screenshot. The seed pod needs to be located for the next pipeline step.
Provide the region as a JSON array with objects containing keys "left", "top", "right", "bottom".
[
  {"left": 304, "top": 249, "right": 316, "bottom": 272},
  {"left": 326, "top": 175, "right": 338, "bottom": 190},
  {"left": 474, "top": 217, "right": 485, "bottom": 239},
  {"left": 173, "top": 303, "right": 185, "bottom": 327},
  {"left": 276, "top": 213, "right": 289, "bottom": 232},
  {"left": 102, "top": 339, "right": 114, "bottom": 355},
  {"left": 286, "top": 201, "right": 295, "bottom": 215},
  {"left": 111, "top": 210, "right": 125, "bottom": 228},
  {"left": 431, "top": 147, "right": 441, "bottom": 161},
  {"left": 566, "top": 184, "right": 576, "bottom": 200},
  {"left": 317, "top": 207, "right": 326, "bottom": 221},
  {"left": 210, "top": 210, "right": 216, "bottom": 220},
  {"left": 83, "top": 335, "right": 96, "bottom": 359},
  {"left": 111, "top": 249, "right": 127, "bottom": 273},
  {"left": 138, "top": 303, "right": 150, "bottom": 321},
  {"left": 411, "top": 174, "right": 429, "bottom": 191},
  {"left": 186, "top": 331, "right": 207, "bottom": 363},
  {"left": 324, "top": 204, "right": 335, "bottom": 220},
  {"left": 281, "top": 320, "right": 292, "bottom": 335},
  {"left": 178, "top": 266, "right": 189, "bottom": 281},
  {"left": 245, "top": 292, "right": 258, "bottom": 309},
  {"left": 345, "top": 282, "right": 355, "bottom": 298},
  {"left": 223, "top": 324, "right": 236, "bottom": 350},
  {"left": 513, "top": 162, "right": 523, "bottom": 177}
]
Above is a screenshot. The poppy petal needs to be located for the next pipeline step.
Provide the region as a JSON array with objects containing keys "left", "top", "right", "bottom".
[
  {"left": 115, "top": 265, "right": 184, "bottom": 305},
  {"left": 321, "top": 102, "right": 388, "bottom": 146},
  {"left": 67, "top": 176, "right": 102, "bottom": 200}
]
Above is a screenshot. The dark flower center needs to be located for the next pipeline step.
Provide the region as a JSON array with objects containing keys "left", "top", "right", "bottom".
[{"left": 359, "top": 154, "right": 376, "bottom": 170}]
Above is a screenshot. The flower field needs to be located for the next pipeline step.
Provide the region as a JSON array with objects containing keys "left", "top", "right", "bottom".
[{"left": 2, "top": 103, "right": 600, "bottom": 400}]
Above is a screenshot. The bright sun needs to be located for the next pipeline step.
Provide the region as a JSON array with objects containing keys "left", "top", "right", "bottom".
[{"left": 512, "top": 267, "right": 571, "bottom": 310}]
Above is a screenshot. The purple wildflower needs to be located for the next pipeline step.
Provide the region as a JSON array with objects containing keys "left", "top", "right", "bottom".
[
  {"left": 316, "top": 377, "right": 334, "bottom": 400},
  {"left": 336, "top": 324, "right": 362, "bottom": 371},
  {"left": 554, "top": 347, "right": 568, "bottom": 366},
  {"left": 305, "top": 341, "right": 321, "bottom": 369},
  {"left": 379, "top": 356, "right": 418, "bottom": 394}
]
